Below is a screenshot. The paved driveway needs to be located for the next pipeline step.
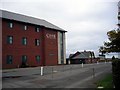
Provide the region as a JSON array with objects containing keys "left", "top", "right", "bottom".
[{"left": 2, "top": 62, "right": 112, "bottom": 88}]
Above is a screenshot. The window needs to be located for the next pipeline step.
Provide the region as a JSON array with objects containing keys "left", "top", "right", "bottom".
[
  {"left": 24, "top": 25, "right": 27, "bottom": 30},
  {"left": 35, "top": 27, "right": 40, "bottom": 32},
  {"left": 36, "top": 56, "right": 40, "bottom": 63},
  {"left": 22, "top": 55, "right": 27, "bottom": 63},
  {"left": 7, "top": 36, "right": 13, "bottom": 44},
  {"left": 9, "top": 22, "right": 13, "bottom": 28},
  {"left": 22, "top": 37, "right": 27, "bottom": 45},
  {"left": 35, "top": 39, "right": 40, "bottom": 46},
  {"left": 6, "top": 55, "right": 13, "bottom": 64}
]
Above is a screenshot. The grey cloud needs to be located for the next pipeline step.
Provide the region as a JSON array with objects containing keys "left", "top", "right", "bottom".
[{"left": 1, "top": 0, "right": 118, "bottom": 57}]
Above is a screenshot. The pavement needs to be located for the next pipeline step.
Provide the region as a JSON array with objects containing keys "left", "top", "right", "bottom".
[
  {"left": 2, "top": 62, "right": 112, "bottom": 89},
  {"left": 2, "top": 62, "right": 111, "bottom": 77},
  {"left": 2, "top": 63, "right": 95, "bottom": 77}
]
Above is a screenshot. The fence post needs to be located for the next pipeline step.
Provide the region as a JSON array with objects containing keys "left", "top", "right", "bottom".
[
  {"left": 82, "top": 63, "right": 83, "bottom": 68},
  {"left": 17, "top": 65, "right": 19, "bottom": 68},
  {"left": 63, "top": 65, "right": 65, "bottom": 72},
  {"left": 52, "top": 66, "right": 53, "bottom": 79},
  {"left": 97, "top": 61, "right": 99, "bottom": 64},
  {"left": 41, "top": 67, "right": 44, "bottom": 76},
  {"left": 92, "top": 68, "right": 95, "bottom": 78},
  {"left": 105, "top": 61, "right": 106, "bottom": 64}
]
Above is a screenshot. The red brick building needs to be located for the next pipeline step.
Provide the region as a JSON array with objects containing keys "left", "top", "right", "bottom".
[{"left": 1, "top": 10, "right": 67, "bottom": 69}]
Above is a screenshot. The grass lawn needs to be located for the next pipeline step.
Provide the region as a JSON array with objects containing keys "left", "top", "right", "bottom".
[{"left": 97, "top": 74, "right": 113, "bottom": 88}]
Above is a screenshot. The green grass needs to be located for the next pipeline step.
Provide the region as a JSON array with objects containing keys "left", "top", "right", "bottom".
[{"left": 97, "top": 74, "right": 113, "bottom": 88}]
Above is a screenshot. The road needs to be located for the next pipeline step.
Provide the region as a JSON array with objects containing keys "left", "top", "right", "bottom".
[
  {"left": 2, "top": 62, "right": 112, "bottom": 88},
  {"left": 2, "top": 63, "right": 104, "bottom": 77}
]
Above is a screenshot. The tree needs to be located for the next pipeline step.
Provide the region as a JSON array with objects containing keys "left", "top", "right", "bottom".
[
  {"left": 99, "top": 29, "right": 120, "bottom": 54},
  {"left": 99, "top": 46, "right": 106, "bottom": 55}
]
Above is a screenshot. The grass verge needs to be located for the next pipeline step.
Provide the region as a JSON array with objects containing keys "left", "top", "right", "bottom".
[{"left": 97, "top": 74, "right": 113, "bottom": 88}]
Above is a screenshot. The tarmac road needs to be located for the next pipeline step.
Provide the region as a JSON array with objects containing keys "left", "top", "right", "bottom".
[{"left": 2, "top": 62, "right": 112, "bottom": 88}]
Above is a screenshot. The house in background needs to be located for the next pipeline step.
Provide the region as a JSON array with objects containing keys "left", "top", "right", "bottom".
[{"left": 68, "top": 51, "right": 97, "bottom": 64}]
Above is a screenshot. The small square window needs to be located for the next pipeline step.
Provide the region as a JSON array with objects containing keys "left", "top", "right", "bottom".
[
  {"left": 7, "top": 36, "right": 13, "bottom": 44},
  {"left": 9, "top": 22, "right": 13, "bottom": 28},
  {"left": 22, "top": 55, "right": 27, "bottom": 63},
  {"left": 24, "top": 25, "right": 27, "bottom": 30},
  {"left": 35, "top": 39, "right": 40, "bottom": 46},
  {"left": 6, "top": 55, "right": 13, "bottom": 64},
  {"left": 35, "top": 27, "right": 40, "bottom": 32},
  {"left": 36, "top": 56, "right": 40, "bottom": 63},
  {"left": 22, "top": 37, "right": 27, "bottom": 45}
]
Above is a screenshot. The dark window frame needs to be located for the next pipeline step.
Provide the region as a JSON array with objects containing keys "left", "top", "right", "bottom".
[
  {"left": 8, "top": 22, "right": 13, "bottom": 28},
  {"left": 7, "top": 36, "right": 13, "bottom": 44},
  {"left": 35, "top": 27, "right": 40, "bottom": 32},
  {"left": 6, "top": 55, "right": 13, "bottom": 64},
  {"left": 24, "top": 25, "right": 27, "bottom": 30},
  {"left": 35, "top": 39, "right": 40, "bottom": 46},
  {"left": 22, "top": 55, "right": 27, "bottom": 63},
  {"left": 35, "top": 55, "right": 40, "bottom": 63},
  {"left": 22, "top": 37, "right": 27, "bottom": 45}
]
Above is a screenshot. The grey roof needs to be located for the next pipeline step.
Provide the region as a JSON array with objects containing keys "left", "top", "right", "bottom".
[
  {"left": 72, "top": 51, "right": 95, "bottom": 59},
  {"left": 0, "top": 10, "right": 66, "bottom": 32},
  {"left": 72, "top": 52, "right": 88, "bottom": 59},
  {"left": 69, "top": 54, "right": 74, "bottom": 58}
]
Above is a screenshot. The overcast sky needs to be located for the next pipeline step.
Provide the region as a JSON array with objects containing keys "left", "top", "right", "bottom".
[{"left": 0, "top": 0, "right": 119, "bottom": 58}]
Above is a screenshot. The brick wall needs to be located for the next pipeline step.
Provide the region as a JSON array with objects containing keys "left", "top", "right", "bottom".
[
  {"left": 43, "top": 28, "right": 58, "bottom": 66},
  {"left": 2, "top": 19, "right": 42, "bottom": 68}
]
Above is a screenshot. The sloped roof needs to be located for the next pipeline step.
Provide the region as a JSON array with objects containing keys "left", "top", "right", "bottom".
[
  {"left": 71, "top": 51, "right": 95, "bottom": 59},
  {"left": 0, "top": 10, "right": 66, "bottom": 32},
  {"left": 69, "top": 54, "right": 74, "bottom": 58},
  {"left": 72, "top": 53, "right": 86, "bottom": 59}
]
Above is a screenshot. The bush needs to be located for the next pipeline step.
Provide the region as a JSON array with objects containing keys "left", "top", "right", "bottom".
[{"left": 112, "top": 59, "right": 120, "bottom": 88}]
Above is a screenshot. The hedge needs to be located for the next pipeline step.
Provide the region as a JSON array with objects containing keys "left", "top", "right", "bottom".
[{"left": 112, "top": 59, "right": 120, "bottom": 88}]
